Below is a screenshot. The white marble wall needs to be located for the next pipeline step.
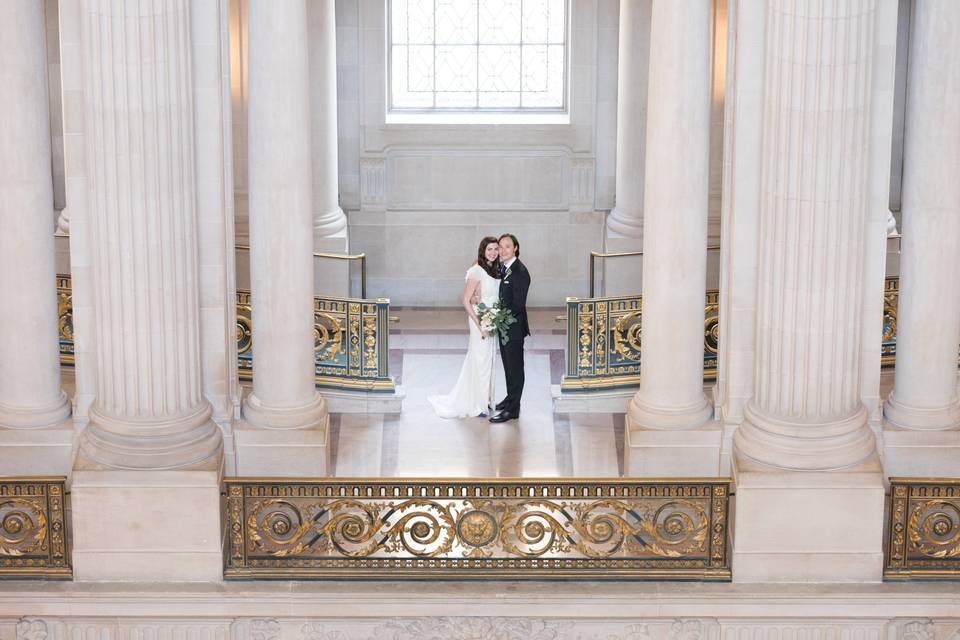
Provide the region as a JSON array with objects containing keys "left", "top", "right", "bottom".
[{"left": 337, "top": 0, "right": 612, "bottom": 306}]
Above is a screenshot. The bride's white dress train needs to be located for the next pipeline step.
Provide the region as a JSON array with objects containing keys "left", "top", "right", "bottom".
[{"left": 428, "top": 264, "right": 499, "bottom": 418}]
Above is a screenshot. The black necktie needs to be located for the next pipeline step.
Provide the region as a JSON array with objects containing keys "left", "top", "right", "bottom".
[{"left": 499, "top": 264, "right": 507, "bottom": 278}]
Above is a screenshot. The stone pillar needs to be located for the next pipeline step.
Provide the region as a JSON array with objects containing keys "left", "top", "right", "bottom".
[
  {"left": 236, "top": 0, "right": 330, "bottom": 476},
  {"left": 192, "top": 0, "right": 242, "bottom": 474},
  {"left": 882, "top": 0, "right": 960, "bottom": 477},
  {"left": 624, "top": 0, "right": 718, "bottom": 476},
  {"left": 602, "top": 0, "right": 650, "bottom": 296},
  {"left": 0, "top": 0, "right": 73, "bottom": 475},
  {"left": 731, "top": 0, "right": 886, "bottom": 583},
  {"left": 71, "top": 0, "right": 223, "bottom": 581},
  {"left": 308, "top": 0, "right": 351, "bottom": 297}
]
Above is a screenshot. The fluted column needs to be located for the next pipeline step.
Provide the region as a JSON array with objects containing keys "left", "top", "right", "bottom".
[
  {"left": 733, "top": 0, "right": 877, "bottom": 471},
  {"left": 77, "top": 0, "right": 222, "bottom": 470},
  {"left": 626, "top": 0, "right": 712, "bottom": 430},
  {"left": 242, "top": 0, "right": 328, "bottom": 432},
  {"left": 883, "top": 0, "right": 960, "bottom": 431},
  {"left": 309, "top": 0, "right": 347, "bottom": 240},
  {"left": 0, "top": 0, "right": 72, "bottom": 430},
  {"left": 606, "top": 0, "right": 650, "bottom": 239}
]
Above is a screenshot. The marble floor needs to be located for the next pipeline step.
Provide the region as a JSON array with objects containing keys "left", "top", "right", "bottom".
[{"left": 329, "top": 307, "right": 626, "bottom": 478}]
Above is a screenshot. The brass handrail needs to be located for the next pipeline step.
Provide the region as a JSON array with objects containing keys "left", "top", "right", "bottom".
[
  {"left": 589, "top": 245, "right": 721, "bottom": 297},
  {"left": 236, "top": 244, "right": 367, "bottom": 299}
]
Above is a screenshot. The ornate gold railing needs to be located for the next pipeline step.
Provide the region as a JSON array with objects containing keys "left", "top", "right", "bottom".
[
  {"left": 561, "top": 277, "right": 905, "bottom": 392},
  {"left": 56, "top": 275, "right": 394, "bottom": 393},
  {"left": 236, "top": 290, "right": 394, "bottom": 392},
  {"left": 0, "top": 478, "right": 71, "bottom": 579},
  {"left": 561, "top": 291, "right": 720, "bottom": 392},
  {"left": 224, "top": 477, "right": 732, "bottom": 580},
  {"left": 884, "top": 478, "right": 960, "bottom": 580}
]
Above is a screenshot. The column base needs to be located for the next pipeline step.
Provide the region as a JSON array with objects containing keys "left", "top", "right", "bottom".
[
  {"left": 70, "top": 454, "right": 224, "bottom": 582},
  {"left": 731, "top": 452, "right": 885, "bottom": 583},
  {"left": 627, "top": 392, "right": 714, "bottom": 431},
  {"left": 0, "top": 392, "right": 71, "bottom": 429},
  {"left": 882, "top": 423, "right": 960, "bottom": 477},
  {"left": 313, "top": 227, "right": 351, "bottom": 298},
  {"left": 883, "top": 391, "right": 960, "bottom": 431},
  {"left": 236, "top": 390, "right": 329, "bottom": 475},
  {"left": 233, "top": 414, "right": 330, "bottom": 476},
  {"left": 624, "top": 417, "right": 721, "bottom": 476},
  {"left": 601, "top": 228, "right": 643, "bottom": 297},
  {"left": 78, "top": 402, "right": 223, "bottom": 471},
  {"left": 0, "top": 422, "right": 73, "bottom": 475},
  {"left": 733, "top": 402, "right": 876, "bottom": 470}
]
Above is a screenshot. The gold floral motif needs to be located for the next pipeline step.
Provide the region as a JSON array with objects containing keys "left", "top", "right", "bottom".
[
  {"left": 907, "top": 499, "right": 960, "bottom": 558},
  {"left": 578, "top": 303, "right": 594, "bottom": 371},
  {"left": 225, "top": 479, "right": 731, "bottom": 579},
  {"left": 885, "top": 479, "right": 960, "bottom": 579},
  {"left": 362, "top": 312, "right": 377, "bottom": 371},
  {"left": 595, "top": 302, "right": 608, "bottom": 375},
  {"left": 0, "top": 479, "right": 70, "bottom": 578}
]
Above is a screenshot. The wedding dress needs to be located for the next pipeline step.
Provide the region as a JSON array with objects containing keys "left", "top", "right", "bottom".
[{"left": 428, "top": 264, "right": 500, "bottom": 418}]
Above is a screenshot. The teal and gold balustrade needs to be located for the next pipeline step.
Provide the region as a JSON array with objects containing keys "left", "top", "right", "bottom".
[
  {"left": 236, "top": 290, "right": 394, "bottom": 392},
  {"left": 885, "top": 478, "right": 960, "bottom": 580},
  {"left": 561, "top": 278, "right": 904, "bottom": 392},
  {"left": 224, "top": 477, "right": 732, "bottom": 579},
  {"left": 0, "top": 478, "right": 71, "bottom": 579},
  {"left": 56, "top": 275, "right": 394, "bottom": 393},
  {"left": 561, "top": 290, "right": 719, "bottom": 392}
]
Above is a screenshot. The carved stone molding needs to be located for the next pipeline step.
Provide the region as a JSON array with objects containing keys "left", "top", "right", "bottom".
[
  {"left": 899, "top": 620, "right": 935, "bottom": 640},
  {"left": 232, "top": 619, "right": 281, "bottom": 640},
  {"left": 359, "top": 158, "right": 386, "bottom": 210},
  {"left": 16, "top": 618, "right": 60, "bottom": 640},
  {"left": 569, "top": 158, "right": 596, "bottom": 208}
]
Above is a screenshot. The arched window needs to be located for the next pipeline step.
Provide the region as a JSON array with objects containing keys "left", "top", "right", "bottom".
[{"left": 389, "top": 0, "right": 568, "bottom": 112}]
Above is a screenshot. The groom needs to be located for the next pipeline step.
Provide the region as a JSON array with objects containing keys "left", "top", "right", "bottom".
[{"left": 490, "top": 233, "right": 531, "bottom": 423}]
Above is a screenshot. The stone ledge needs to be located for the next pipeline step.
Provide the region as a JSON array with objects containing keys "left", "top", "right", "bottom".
[{"left": 0, "top": 582, "right": 958, "bottom": 619}]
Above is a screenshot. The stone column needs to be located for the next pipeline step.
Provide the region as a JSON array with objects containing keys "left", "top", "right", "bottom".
[
  {"left": 602, "top": 0, "right": 650, "bottom": 296},
  {"left": 731, "top": 0, "right": 887, "bottom": 583},
  {"left": 310, "top": 0, "right": 347, "bottom": 241},
  {"left": 882, "top": 0, "right": 960, "bottom": 476},
  {"left": 624, "top": 0, "right": 716, "bottom": 475},
  {"left": 0, "top": 0, "right": 73, "bottom": 474},
  {"left": 71, "top": 0, "right": 223, "bottom": 581},
  {"left": 192, "top": 0, "right": 241, "bottom": 474},
  {"left": 308, "top": 0, "right": 350, "bottom": 297},
  {"left": 606, "top": 0, "right": 649, "bottom": 240},
  {"left": 236, "top": 0, "right": 330, "bottom": 475}
]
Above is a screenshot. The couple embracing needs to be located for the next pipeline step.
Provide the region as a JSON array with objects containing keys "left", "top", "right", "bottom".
[{"left": 429, "top": 234, "right": 531, "bottom": 422}]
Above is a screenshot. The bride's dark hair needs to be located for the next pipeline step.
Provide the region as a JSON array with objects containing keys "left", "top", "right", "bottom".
[{"left": 477, "top": 236, "right": 501, "bottom": 279}]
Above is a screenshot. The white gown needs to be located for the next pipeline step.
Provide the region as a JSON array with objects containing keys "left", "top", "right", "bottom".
[{"left": 428, "top": 264, "right": 500, "bottom": 418}]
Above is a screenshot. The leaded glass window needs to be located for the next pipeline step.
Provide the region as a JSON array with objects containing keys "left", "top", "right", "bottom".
[{"left": 389, "top": 0, "right": 568, "bottom": 111}]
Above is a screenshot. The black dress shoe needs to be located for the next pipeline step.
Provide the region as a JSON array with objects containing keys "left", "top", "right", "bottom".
[
  {"left": 489, "top": 411, "right": 519, "bottom": 423},
  {"left": 495, "top": 399, "right": 508, "bottom": 411}
]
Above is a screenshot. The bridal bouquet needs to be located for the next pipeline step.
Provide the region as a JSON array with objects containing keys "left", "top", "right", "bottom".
[{"left": 475, "top": 302, "right": 518, "bottom": 345}]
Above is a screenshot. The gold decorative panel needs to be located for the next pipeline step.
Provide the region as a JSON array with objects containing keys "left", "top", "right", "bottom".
[
  {"left": 562, "top": 292, "right": 720, "bottom": 392},
  {"left": 236, "top": 292, "right": 394, "bottom": 392},
  {"left": 0, "top": 478, "right": 71, "bottom": 579},
  {"left": 224, "top": 478, "right": 731, "bottom": 579},
  {"left": 885, "top": 478, "right": 960, "bottom": 580}
]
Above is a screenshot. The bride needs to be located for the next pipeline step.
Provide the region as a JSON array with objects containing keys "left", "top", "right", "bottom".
[{"left": 428, "top": 237, "right": 501, "bottom": 418}]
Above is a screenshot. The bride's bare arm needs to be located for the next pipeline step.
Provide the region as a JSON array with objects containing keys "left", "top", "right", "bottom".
[{"left": 462, "top": 278, "right": 482, "bottom": 328}]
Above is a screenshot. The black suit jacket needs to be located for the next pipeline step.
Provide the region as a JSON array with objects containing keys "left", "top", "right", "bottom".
[{"left": 499, "top": 259, "right": 531, "bottom": 338}]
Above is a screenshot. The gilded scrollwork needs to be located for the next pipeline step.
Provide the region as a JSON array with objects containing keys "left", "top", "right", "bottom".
[
  {"left": 0, "top": 479, "right": 71, "bottom": 578},
  {"left": 230, "top": 288, "right": 393, "bottom": 391},
  {"left": 225, "top": 479, "right": 731, "bottom": 579},
  {"left": 885, "top": 480, "right": 960, "bottom": 579}
]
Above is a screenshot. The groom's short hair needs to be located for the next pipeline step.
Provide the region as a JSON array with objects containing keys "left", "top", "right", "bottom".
[{"left": 498, "top": 233, "right": 519, "bottom": 257}]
